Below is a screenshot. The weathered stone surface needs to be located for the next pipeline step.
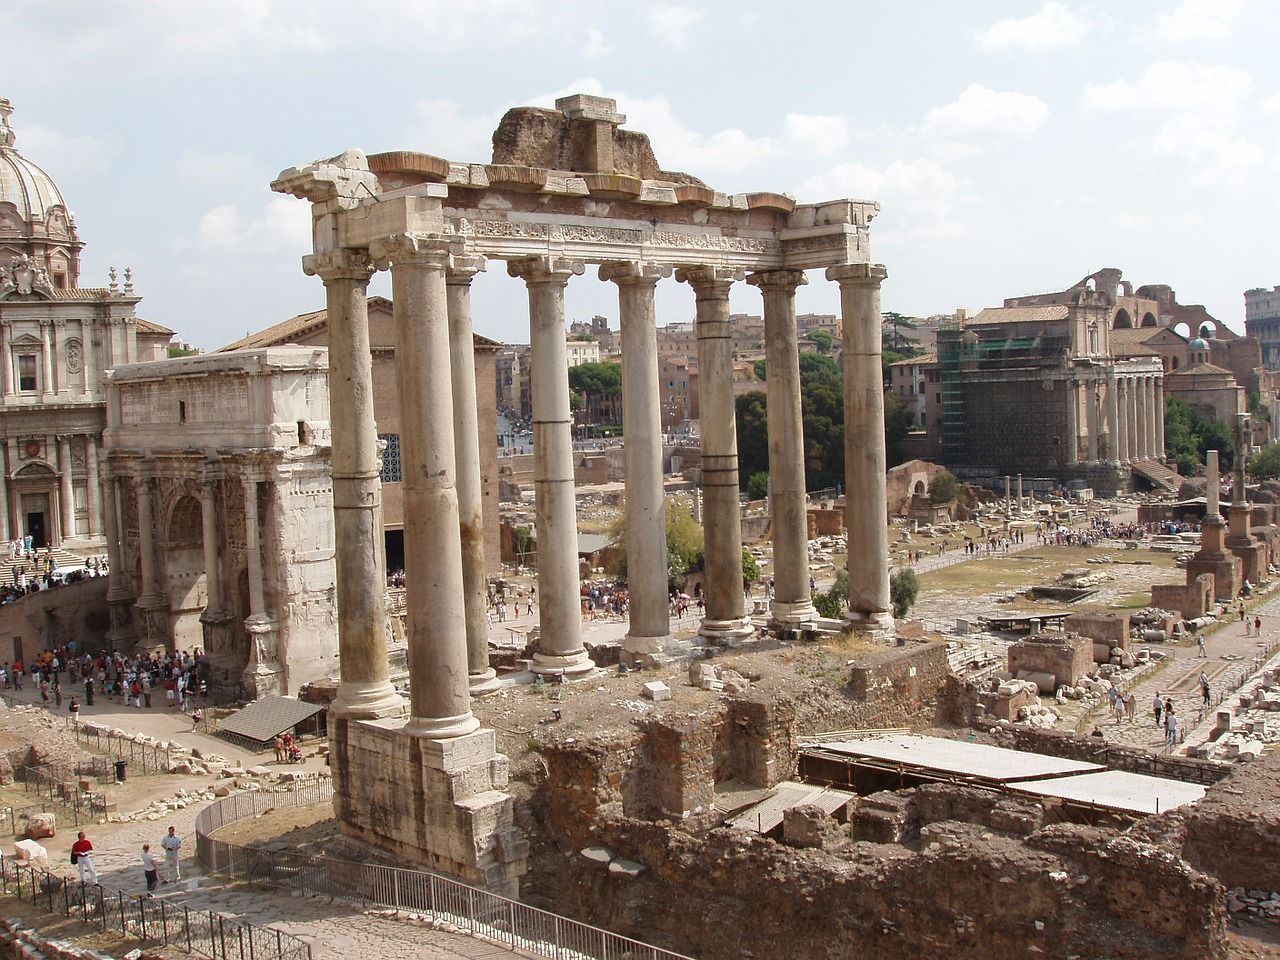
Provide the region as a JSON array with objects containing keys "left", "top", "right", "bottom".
[{"left": 25, "top": 812, "right": 55, "bottom": 839}]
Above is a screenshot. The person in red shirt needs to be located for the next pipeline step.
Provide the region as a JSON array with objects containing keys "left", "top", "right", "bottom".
[{"left": 70, "top": 831, "right": 97, "bottom": 884}]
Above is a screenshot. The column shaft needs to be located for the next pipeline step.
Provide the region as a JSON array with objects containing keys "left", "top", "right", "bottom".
[
  {"left": 40, "top": 322, "right": 54, "bottom": 398},
  {"left": 828, "top": 264, "right": 892, "bottom": 629},
  {"left": 82, "top": 321, "right": 96, "bottom": 398},
  {"left": 1117, "top": 381, "right": 1130, "bottom": 463},
  {"left": 58, "top": 436, "right": 75, "bottom": 541},
  {"left": 1156, "top": 379, "right": 1166, "bottom": 459},
  {"left": 1127, "top": 378, "right": 1139, "bottom": 463},
  {"left": 1106, "top": 373, "right": 1121, "bottom": 465},
  {"left": 306, "top": 252, "right": 403, "bottom": 718},
  {"left": 446, "top": 261, "right": 500, "bottom": 696},
  {"left": 604, "top": 262, "right": 672, "bottom": 656},
  {"left": 85, "top": 435, "right": 101, "bottom": 537},
  {"left": 752, "top": 270, "right": 816, "bottom": 625},
  {"left": 677, "top": 267, "right": 752, "bottom": 640},
  {"left": 1137, "top": 377, "right": 1150, "bottom": 461},
  {"left": 1, "top": 322, "right": 12, "bottom": 398},
  {"left": 0, "top": 444, "right": 8, "bottom": 542},
  {"left": 200, "top": 479, "right": 222, "bottom": 614},
  {"left": 509, "top": 257, "right": 594, "bottom": 676},
  {"left": 1064, "top": 381, "right": 1079, "bottom": 464},
  {"left": 102, "top": 473, "right": 125, "bottom": 595},
  {"left": 386, "top": 240, "right": 479, "bottom": 734},
  {"left": 1086, "top": 382, "right": 1100, "bottom": 461},
  {"left": 242, "top": 477, "right": 267, "bottom": 617},
  {"left": 136, "top": 475, "right": 159, "bottom": 599}
]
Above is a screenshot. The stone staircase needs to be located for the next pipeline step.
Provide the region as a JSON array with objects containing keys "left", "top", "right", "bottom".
[
  {"left": 1131, "top": 459, "right": 1181, "bottom": 495},
  {"left": 0, "top": 546, "right": 84, "bottom": 584}
]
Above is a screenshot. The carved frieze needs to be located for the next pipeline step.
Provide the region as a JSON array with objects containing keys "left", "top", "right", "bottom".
[{"left": 64, "top": 338, "right": 83, "bottom": 375}]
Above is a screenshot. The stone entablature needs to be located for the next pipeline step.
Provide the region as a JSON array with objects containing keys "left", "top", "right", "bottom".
[{"left": 104, "top": 347, "right": 337, "bottom": 697}]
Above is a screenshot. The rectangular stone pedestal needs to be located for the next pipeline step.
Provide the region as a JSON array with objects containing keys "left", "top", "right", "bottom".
[
  {"left": 1227, "top": 538, "right": 1267, "bottom": 589},
  {"left": 1186, "top": 555, "right": 1241, "bottom": 602},
  {"left": 330, "top": 718, "right": 528, "bottom": 897}
]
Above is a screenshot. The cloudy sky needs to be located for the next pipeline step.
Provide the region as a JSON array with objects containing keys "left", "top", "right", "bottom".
[{"left": 5, "top": 0, "right": 1277, "bottom": 348}]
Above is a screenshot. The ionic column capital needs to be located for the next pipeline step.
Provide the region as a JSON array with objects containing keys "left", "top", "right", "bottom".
[
  {"left": 302, "top": 250, "right": 375, "bottom": 283},
  {"left": 507, "top": 256, "right": 585, "bottom": 286},
  {"left": 746, "top": 269, "right": 808, "bottom": 293},
  {"left": 368, "top": 233, "right": 452, "bottom": 269},
  {"left": 445, "top": 255, "right": 487, "bottom": 284},
  {"left": 598, "top": 261, "right": 671, "bottom": 286},
  {"left": 674, "top": 265, "right": 743, "bottom": 299},
  {"left": 826, "top": 262, "right": 888, "bottom": 287}
]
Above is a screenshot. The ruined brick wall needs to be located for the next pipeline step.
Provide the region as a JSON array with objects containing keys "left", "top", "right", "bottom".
[
  {"left": 1183, "top": 750, "right": 1280, "bottom": 892},
  {"left": 985, "top": 724, "right": 1231, "bottom": 785},
  {"left": 0, "top": 577, "right": 109, "bottom": 663},
  {"left": 1064, "top": 612, "right": 1130, "bottom": 652},
  {"left": 1007, "top": 633, "right": 1092, "bottom": 689},
  {"left": 846, "top": 641, "right": 948, "bottom": 726},
  {"left": 713, "top": 694, "right": 795, "bottom": 787}
]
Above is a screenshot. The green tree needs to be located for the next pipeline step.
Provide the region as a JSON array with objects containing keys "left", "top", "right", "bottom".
[
  {"left": 735, "top": 391, "right": 770, "bottom": 483},
  {"left": 813, "top": 569, "right": 849, "bottom": 619},
  {"left": 890, "top": 569, "right": 919, "bottom": 619},
  {"left": 806, "top": 329, "right": 834, "bottom": 354},
  {"left": 881, "top": 312, "right": 922, "bottom": 357},
  {"left": 568, "top": 361, "right": 622, "bottom": 424},
  {"left": 1249, "top": 442, "right": 1280, "bottom": 481},
  {"left": 754, "top": 359, "right": 767, "bottom": 381},
  {"left": 746, "top": 471, "right": 770, "bottom": 501},
  {"left": 607, "top": 498, "right": 705, "bottom": 591},
  {"left": 741, "top": 549, "right": 761, "bottom": 588},
  {"left": 512, "top": 526, "right": 534, "bottom": 566},
  {"left": 883, "top": 391, "right": 914, "bottom": 468},
  {"left": 1164, "top": 395, "right": 1234, "bottom": 475},
  {"left": 928, "top": 470, "right": 961, "bottom": 504}
]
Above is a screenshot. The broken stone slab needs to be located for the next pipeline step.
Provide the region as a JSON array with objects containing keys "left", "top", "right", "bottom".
[
  {"left": 580, "top": 846, "right": 613, "bottom": 869},
  {"left": 607, "top": 858, "right": 645, "bottom": 879},
  {"left": 14, "top": 839, "right": 46, "bottom": 862},
  {"left": 641, "top": 681, "right": 671, "bottom": 702},
  {"left": 26, "top": 813, "right": 55, "bottom": 839}
]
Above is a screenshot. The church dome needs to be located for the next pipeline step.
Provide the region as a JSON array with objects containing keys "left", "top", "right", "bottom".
[
  {"left": 0, "top": 98, "right": 82, "bottom": 289},
  {"left": 0, "top": 99, "right": 73, "bottom": 230},
  {"left": 1188, "top": 336, "right": 1209, "bottom": 351}
]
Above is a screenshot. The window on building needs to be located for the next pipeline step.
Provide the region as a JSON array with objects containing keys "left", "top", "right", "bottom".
[
  {"left": 936, "top": 393, "right": 941, "bottom": 404},
  {"left": 379, "top": 433, "right": 402, "bottom": 483},
  {"left": 17, "top": 354, "right": 37, "bottom": 392}
]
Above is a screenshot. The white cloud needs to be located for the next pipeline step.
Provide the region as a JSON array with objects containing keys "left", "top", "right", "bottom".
[
  {"left": 178, "top": 149, "right": 256, "bottom": 186},
  {"left": 188, "top": 196, "right": 310, "bottom": 254},
  {"left": 1156, "top": 0, "right": 1244, "bottom": 42},
  {"left": 1263, "top": 93, "right": 1280, "bottom": 114},
  {"left": 16, "top": 125, "right": 114, "bottom": 177},
  {"left": 781, "top": 114, "right": 849, "bottom": 156},
  {"left": 920, "top": 85, "right": 1049, "bottom": 146},
  {"left": 648, "top": 3, "right": 703, "bottom": 47},
  {"left": 977, "top": 2, "right": 1091, "bottom": 53},
  {"left": 404, "top": 99, "right": 499, "bottom": 161},
  {"left": 1152, "top": 116, "right": 1263, "bottom": 183},
  {"left": 1082, "top": 60, "right": 1253, "bottom": 113},
  {"left": 583, "top": 27, "right": 614, "bottom": 59},
  {"left": 800, "top": 159, "right": 969, "bottom": 238}
]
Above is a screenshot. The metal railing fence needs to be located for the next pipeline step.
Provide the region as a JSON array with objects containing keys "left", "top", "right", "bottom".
[
  {"left": 196, "top": 782, "right": 695, "bottom": 960},
  {"left": 17, "top": 766, "right": 107, "bottom": 826},
  {"left": 0, "top": 853, "right": 310, "bottom": 960}
]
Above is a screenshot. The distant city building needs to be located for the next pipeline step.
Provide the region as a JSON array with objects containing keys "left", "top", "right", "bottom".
[
  {"left": 568, "top": 315, "right": 616, "bottom": 353},
  {"left": 1246, "top": 285, "right": 1280, "bottom": 371},
  {"left": 566, "top": 337, "right": 601, "bottom": 367}
]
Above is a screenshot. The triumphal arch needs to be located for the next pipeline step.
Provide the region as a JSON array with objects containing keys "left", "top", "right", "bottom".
[{"left": 272, "top": 94, "right": 889, "bottom": 892}]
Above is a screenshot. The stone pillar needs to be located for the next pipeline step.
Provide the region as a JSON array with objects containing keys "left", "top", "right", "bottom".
[
  {"left": 53, "top": 320, "right": 68, "bottom": 398},
  {"left": 1017, "top": 474, "right": 1024, "bottom": 510},
  {"left": 828, "top": 263, "right": 892, "bottom": 633},
  {"left": 1, "top": 321, "right": 12, "bottom": 398},
  {"left": 1137, "top": 376, "right": 1150, "bottom": 462},
  {"left": 445, "top": 257, "right": 501, "bottom": 697},
  {"left": 508, "top": 256, "right": 594, "bottom": 677},
  {"left": 1106, "top": 372, "right": 1121, "bottom": 465},
  {"left": 241, "top": 473, "right": 281, "bottom": 695},
  {"left": 242, "top": 475, "right": 268, "bottom": 618},
  {"left": 136, "top": 474, "right": 160, "bottom": 600},
  {"left": 1004, "top": 476, "right": 1012, "bottom": 513},
  {"left": 0, "top": 445, "right": 8, "bottom": 543},
  {"left": 602, "top": 260, "right": 673, "bottom": 658},
  {"left": 1234, "top": 414, "right": 1250, "bottom": 505},
  {"left": 1206, "top": 450, "right": 1221, "bottom": 520},
  {"left": 1064, "top": 380, "right": 1079, "bottom": 465},
  {"left": 676, "top": 266, "right": 753, "bottom": 641},
  {"left": 303, "top": 251, "right": 404, "bottom": 719},
  {"left": 1086, "top": 383, "right": 1100, "bottom": 462},
  {"left": 57, "top": 435, "right": 75, "bottom": 541},
  {"left": 102, "top": 473, "right": 124, "bottom": 590},
  {"left": 1116, "top": 380, "right": 1130, "bottom": 463},
  {"left": 1147, "top": 377, "right": 1160, "bottom": 460},
  {"left": 1127, "top": 377, "right": 1140, "bottom": 464},
  {"left": 1156, "top": 379, "right": 1166, "bottom": 460},
  {"left": 199, "top": 475, "right": 223, "bottom": 617},
  {"left": 85, "top": 435, "right": 101, "bottom": 538},
  {"left": 82, "top": 321, "right": 96, "bottom": 398},
  {"left": 378, "top": 236, "right": 481, "bottom": 735},
  {"left": 750, "top": 269, "right": 817, "bottom": 626},
  {"left": 40, "top": 320, "right": 54, "bottom": 399}
]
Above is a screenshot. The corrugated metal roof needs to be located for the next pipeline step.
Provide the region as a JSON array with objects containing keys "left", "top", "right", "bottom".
[
  {"left": 725, "top": 781, "right": 854, "bottom": 834},
  {"left": 217, "top": 695, "right": 324, "bottom": 744},
  {"left": 1009, "top": 769, "right": 1204, "bottom": 816},
  {"left": 813, "top": 735, "right": 1103, "bottom": 784}
]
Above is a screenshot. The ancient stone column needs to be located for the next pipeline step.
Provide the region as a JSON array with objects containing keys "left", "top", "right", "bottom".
[
  {"left": 1146, "top": 377, "right": 1160, "bottom": 461},
  {"left": 828, "top": 263, "right": 892, "bottom": 633},
  {"left": 602, "top": 261, "right": 673, "bottom": 658},
  {"left": 1136, "top": 376, "right": 1150, "bottom": 462},
  {"left": 1017, "top": 474, "right": 1024, "bottom": 510},
  {"left": 241, "top": 473, "right": 280, "bottom": 693},
  {"left": 1206, "top": 450, "right": 1221, "bottom": 520},
  {"left": 0, "top": 321, "right": 12, "bottom": 398},
  {"left": 57, "top": 435, "right": 75, "bottom": 541},
  {"left": 303, "top": 251, "right": 403, "bottom": 719},
  {"left": 199, "top": 474, "right": 223, "bottom": 616},
  {"left": 101, "top": 472, "right": 125, "bottom": 593},
  {"left": 1064, "top": 381, "right": 1079, "bottom": 465},
  {"left": 1004, "top": 476, "right": 1012, "bottom": 513},
  {"left": 53, "top": 320, "right": 69, "bottom": 399},
  {"left": 40, "top": 320, "right": 54, "bottom": 399},
  {"left": 1086, "top": 384, "right": 1100, "bottom": 462},
  {"left": 1127, "top": 377, "right": 1140, "bottom": 463},
  {"left": 676, "top": 266, "right": 753, "bottom": 641},
  {"left": 1155, "top": 379, "right": 1166, "bottom": 460},
  {"left": 82, "top": 321, "right": 96, "bottom": 397},
  {"left": 85, "top": 435, "right": 101, "bottom": 538},
  {"left": 1116, "top": 380, "right": 1130, "bottom": 463},
  {"left": 242, "top": 475, "right": 268, "bottom": 619},
  {"left": 445, "top": 256, "right": 501, "bottom": 697},
  {"left": 375, "top": 236, "right": 482, "bottom": 734},
  {"left": 750, "top": 269, "right": 817, "bottom": 626},
  {"left": 508, "top": 256, "right": 594, "bottom": 677},
  {"left": 1106, "top": 372, "right": 1121, "bottom": 466},
  {"left": 1234, "top": 414, "right": 1250, "bottom": 506},
  {"left": 0, "top": 447, "right": 8, "bottom": 542},
  {"left": 135, "top": 473, "right": 159, "bottom": 600}
]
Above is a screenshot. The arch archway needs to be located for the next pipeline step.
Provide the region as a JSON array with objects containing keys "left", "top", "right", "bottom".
[
  {"left": 1172, "top": 321, "right": 1192, "bottom": 339},
  {"left": 165, "top": 495, "right": 206, "bottom": 652},
  {"left": 1113, "top": 308, "right": 1133, "bottom": 330},
  {"left": 1140, "top": 312, "right": 1158, "bottom": 328},
  {"left": 912, "top": 480, "right": 926, "bottom": 496}
]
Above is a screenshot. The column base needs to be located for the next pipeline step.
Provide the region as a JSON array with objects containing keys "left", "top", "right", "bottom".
[
  {"left": 698, "top": 616, "right": 756, "bottom": 643},
  {"left": 623, "top": 632, "right": 673, "bottom": 657},
  {"left": 404, "top": 710, "right": 482, "bottom": 740},
  {"left": 769, "top": 599, "right": 818, "bottom": 626},
  {"left": 331, "top": 679, "right": 407, "bottom": 720},
  {"left": 468, "top": 668, "right": 503, "bottom": 697},
  {"left": 845, "top": 610, "right": 895, "bottom": 642},
  {"left": 530, "top": 650, "right": 596, "bottom": 678}
]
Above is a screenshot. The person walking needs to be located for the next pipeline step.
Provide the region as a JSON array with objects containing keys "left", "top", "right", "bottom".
[
  {"left": 160, "top": 825, "right": 182, "bottom": 883},
  {"left": 68, "top": 695, "right": 79, "bottom": 722},
  {"left": 71, "top": 832, "right": 97, "bottom": 884},
  {"left": 1153, "top": 691, "right": 1163, "bottom": 727},
  {"left": 141, "top": 843, "right": 158, "bottom": 896},
  {"left": 1255, "top": 616, "right": 1263, "bottom": 638},
  {"left": 1198, "top": 635, "right": 1207, "bottom": 657},
  {"left": 1200, "top": 670, "right": 1212, "bottom": 707}
]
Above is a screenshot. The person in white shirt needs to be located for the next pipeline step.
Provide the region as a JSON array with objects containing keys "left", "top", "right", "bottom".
[
  {"left": 141, "top": 843, "right": 158, "bottom": 895},
  {"left": 160, "top": 825, "right": 182, "bottom": 882}
]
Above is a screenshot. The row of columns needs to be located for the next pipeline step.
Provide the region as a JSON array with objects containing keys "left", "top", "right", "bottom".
[
  {"left": 314, "top": 239, "right": 893, "bottom": 735},
  {"left": 0, "top": 433, "right": 103, "bottom": 543},
  {"left": 0, "top": 318, "right": 111, "bottom": 400},
  {"left": 1065, "top": 372, "right": 1163, "bottom": 465}
]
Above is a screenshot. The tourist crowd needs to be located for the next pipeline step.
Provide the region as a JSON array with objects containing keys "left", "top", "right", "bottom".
[{"left": 0, "top": 646, "right": 209, "bottom": 714}]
